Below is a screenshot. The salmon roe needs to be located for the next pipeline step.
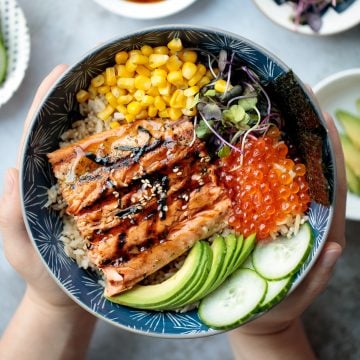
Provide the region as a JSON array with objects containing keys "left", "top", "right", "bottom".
[{"left": 219, "top": 129, "right": 310, "bottom": 240}]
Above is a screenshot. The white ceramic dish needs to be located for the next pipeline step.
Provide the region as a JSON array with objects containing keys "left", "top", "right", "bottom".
[
  {"left": 314, "top": 69, "right": 360, "bottom": 220},
  {"left": 253, "top": 0, "right": 360, "bottom": 35},
  {"left": 0, "top": 0, "right": 30, "bottom": 108},
  {"left": 92, "top": 0, "right": 198, "bottom": 20}
]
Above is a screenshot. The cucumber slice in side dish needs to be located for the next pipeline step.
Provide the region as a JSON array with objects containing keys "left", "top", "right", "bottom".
[
  {"left": 253, "top": 222, "right": 314, "bottom": 280},
  {"left": 258, "top": 276, "right": 292, "bottom": 312},
  {"left": 199, "top": 269, "right": 267, "bottom": 330}
]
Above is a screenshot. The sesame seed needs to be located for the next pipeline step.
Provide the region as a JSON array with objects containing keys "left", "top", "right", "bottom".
[
  {"left": 177, "top": 171, "right": 183, "bottom": 176},
  {"left": 181, "top": 205, "right": 188, "bottom": 210},
  {"left": 163, "top": 205, "right": 168, "bottom": 212}
]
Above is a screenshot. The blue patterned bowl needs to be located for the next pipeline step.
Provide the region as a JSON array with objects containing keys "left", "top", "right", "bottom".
[{"left": 19, "top": 25, "right": 335, "bottom": 338}]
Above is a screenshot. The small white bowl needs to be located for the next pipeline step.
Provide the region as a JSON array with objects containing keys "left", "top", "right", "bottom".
[
  {"left": 0, "top": 0, "right": 30, "bottom": 108},
  {"left": 253, "top": 0, "right": 360, "bottom": 35},
  {"left": 314, "top": 69, "right": 360, "bottom": 221},
  {"left": 92, "top": 0, "right": 199, "bottom": 20}
]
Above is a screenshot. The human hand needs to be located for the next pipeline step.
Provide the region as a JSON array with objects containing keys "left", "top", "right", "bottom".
[
  {"left": 231, "top": 112, "right": 346, "bottom": 337},
  {"left": 0, "top": 65, "right": 90, "bottom": 312}
]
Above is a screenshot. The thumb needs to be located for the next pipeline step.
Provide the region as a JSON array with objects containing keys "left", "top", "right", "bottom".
[{"left": 0, "top": 168, "right": 32, "bottom": 262}]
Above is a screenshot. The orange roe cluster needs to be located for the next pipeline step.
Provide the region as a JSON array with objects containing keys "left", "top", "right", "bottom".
[{"left": 219, "top": 127, "right": 311, "bottom": 240}]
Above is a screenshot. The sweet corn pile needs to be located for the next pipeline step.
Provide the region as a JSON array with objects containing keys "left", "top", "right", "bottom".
[{"left": 76, "top": 38, "right": 214, "bottom": 127}]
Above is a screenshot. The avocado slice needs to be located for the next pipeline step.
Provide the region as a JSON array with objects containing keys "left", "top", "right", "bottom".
[
  {"left": 166, "top": 242, "right": 212, "bottom": 310},
  {"left": 340, "top": 134, "right": 360, "bottom": 178},
  {"left": 336, "top": 110, "right": 360, "bottom": 150},
  {"left": 0, "top": 40, "right": 7, "bottom": 84},
  {"left": 106, "top": 241, "right": 206, "bottom": 309},
  {"left": 207, "top": 234, "right": 237, "bottom": 294},
  {"left": 227, "top": 234, "right": 244, "bottom": 275},
  {"left": 183, "top": 235, "right": 227, "bottom": 305},
  {"left": 232, "top": 233, "right": 256, "bottom": 271},
  {"left": 346, "top": 164, "right": 360, "bottom": 196}
]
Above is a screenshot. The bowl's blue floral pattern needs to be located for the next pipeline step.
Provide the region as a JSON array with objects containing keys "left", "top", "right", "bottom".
[{"left": 20, "top": 26, "right": 334, "bottom": 338}]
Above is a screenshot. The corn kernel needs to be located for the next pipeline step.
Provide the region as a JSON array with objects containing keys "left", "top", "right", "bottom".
[
  {"left": 110, "top": 121, "right": 120, "bottom": 129},
  {"left": 76, "top": 89, "right": 90, "bottom": 103},
  {"left": 142, "top": 95, "right": 154, "bottom": 106},
  {"left": 159, "top": 108, "right": 169, "bottom": 118},
  {"left": 170, "top": 89, "right": 186, "bottom": 109},
  {"left": 197, "top": 64, "right": 207, "bottom": 76},
  {"left": 141, "top": 45, "right": 153, "bottom": 56},
  {"left": 130, "top": 54, "right": 148, "bottom": 65},
  {"left": 136, "top": 109, "right": 148, "bottom": 119},
  {"left": 180, "top": 50, "right": 197, "bottom": 63},
  {"left": 97, "top": 105, "right": 115, "bottom": 121},
  {"left": 125, "top": 113, "right": 136, "bottom": 123},
  {"left": 184, "top": 86, "right": 199, "bottom": 97},
  {"left": 111, "top": 86, "right": 126, "bottom": 98},
  {"left": 116, "top": 65, "right": 134, "bottom": 78},
  {"left": 158, "top": 82, "right": 172, "bottom": 96},
  {"left": 148, "top": 105, "right": 158, "bottom": 117},
  {"left": 197, "top": 76, "right": 211, "bottom": 89},
  {"left": 162, "top": 95, "right": 171, "bottom": 105},
  {"left": 186, "top": 96, "right": 196, "bottom": 110},
  {"left": 214, "top": 79, "right": 228, "bottom": 93},
  {"left": 188, "top": 72, "right": 203, "bottom": 87},
  {"left": 182, "top": 62, "right": 197, "bottom": 80},
  {"left": 136, "top": 65, "right": 151, "bottom": 77},
  {"left": 117, "top": 94, "right": 133, "bottom": 105},
  {"left": 147, "top": 87, "right": 160, "bottom": 97},
  {"left": 168, "top": 107, "right": 183, "bottom": 121},
  {"left": 105, "top": 67, "right": 117, "bottom": 86},
  {"left": 129, "top": 49, "right": 141, "bottom": 57},
  {"left": 167, "top": 71, "right": 184, "bottom": 87},
  {"left": 97, "top": 85, "right": 110, "bottom": 94},
  {"left": 127, "top": 101, "right": 142, "bottom": 115},
  {"left": 115, "top": 51, "right": 129, "bottom": 65},
  {"left": 154, "top": 96, "right": 166, "bottom": 111},
  {"left": 134, "top": 89, "right": 145, "bottom": 101},
  {"left": 134, "top": 75, "right": 151, "bottom": 91},
  {"left": 151, "top": 74, "right": 167, "bottom": 88},
  {"left": 167, "top": 38, "right": 183, "bottom": 52},
  {"left": 116, "top": 104, "right": 128, "bottom": 114},
  {"left": 148, "top": 54, "right": 169, "bottom": 69},
  {"left": 91, "top": 74, "right": 105, "bottom": 88},
  {"left": 125, "top": 59, "right": 137, "bottom": 73},
  {"left": 105, "top": 92, "right": 118, "bottom": 108},
  {"left": 166, "top": 55, "right": 183, "bottom": 72},
  {"left": 88, "top": 85, "right": 97, "bottom": 98},
  {"left": 117, "top": 78, "right": 135, "bottom": 91},
  {"left": 153, "top": 46, "right": 169, "bottom": 55}
]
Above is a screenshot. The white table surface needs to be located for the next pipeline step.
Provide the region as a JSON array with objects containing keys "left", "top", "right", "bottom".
[{"left": 0, "top": 0, "right": 359, "bottom": 358}]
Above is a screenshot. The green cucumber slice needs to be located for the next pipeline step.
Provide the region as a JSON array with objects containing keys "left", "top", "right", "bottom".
[
  {"left": 199, "top": 269, "right": 267, "bottom": 330},
  {"left": 253, "top": 222, "right": 314, "bottom": 280},
  {"left": 258, "top": 276, "right": 292, "bottom": 311}
]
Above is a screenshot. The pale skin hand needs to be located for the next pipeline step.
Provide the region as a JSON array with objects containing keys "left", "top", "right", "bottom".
[
  {"left": 229, "top": 112, "right": 346, "bottom": 360},
  {"left": 0, "top": 65, "right": 97, "bottom": 360}
]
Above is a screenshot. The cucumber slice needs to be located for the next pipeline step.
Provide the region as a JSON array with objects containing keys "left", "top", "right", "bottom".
[
  {"left": 198, "top": 269, "right": 267, "bottom": 330},
  {"left": 253, "top": 222, "right": 313, "bottom": 280},
  {"left": 258, "top": 276, "right": 292, "bottom": 311}
]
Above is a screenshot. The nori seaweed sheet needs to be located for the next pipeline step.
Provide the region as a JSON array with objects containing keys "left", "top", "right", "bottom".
[{"left": 269, "top": 71, "right": 331, "bottom": 206}]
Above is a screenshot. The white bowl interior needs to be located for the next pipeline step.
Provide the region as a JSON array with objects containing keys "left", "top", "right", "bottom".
[{"left": 314, "top": 69, "right": 360, "bottom": 220}]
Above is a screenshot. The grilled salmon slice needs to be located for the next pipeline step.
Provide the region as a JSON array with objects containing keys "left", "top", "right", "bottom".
[{"left": 48, "top": 118, "right": 231, "bottom": 296}]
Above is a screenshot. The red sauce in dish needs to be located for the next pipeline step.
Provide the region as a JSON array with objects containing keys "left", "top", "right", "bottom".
[{"left": 219, "top": 127, "right": 311, "bottom": 240}]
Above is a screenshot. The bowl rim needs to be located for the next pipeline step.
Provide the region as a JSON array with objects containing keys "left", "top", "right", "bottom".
[
  {"left": 92, "top": 0, "right": 199, "bottom": 20},
  {"left": 252, "top": 0, "right": 360, "bottom": 36},
  {"left": 19, "top": 24, "right": 337, "bottom": 338}
]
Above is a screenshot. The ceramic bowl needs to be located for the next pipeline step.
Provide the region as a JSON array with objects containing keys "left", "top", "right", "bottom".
[
  {"left": 253, "top": 0, "right": 360, "bottom": 35},
  {"left": 20, "top": 25, "right": 335, "bottom": 338},
  {"left": 0, "top": 0, "right": 30, "bottom": 108},
  {"left": 92, "top": 0, "right": 198, "bottom": 20},
  {"left": 314, "top": 68, "right": 360, "bottom": 221}
]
